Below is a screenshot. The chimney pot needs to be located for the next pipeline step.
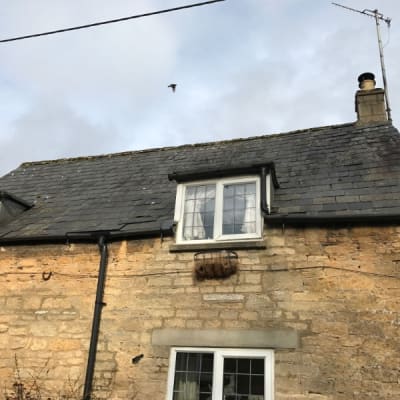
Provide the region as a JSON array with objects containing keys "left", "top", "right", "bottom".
[{"left": 358, "top": 72, "right": 376, "bottom": 90}]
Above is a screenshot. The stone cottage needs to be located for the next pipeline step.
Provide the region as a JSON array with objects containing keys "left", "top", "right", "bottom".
[{"left": 0, "top": 74, "right": 399, "bottom": 400}]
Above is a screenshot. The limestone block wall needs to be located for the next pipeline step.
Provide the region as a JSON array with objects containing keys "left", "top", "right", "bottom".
[{"left": 0, "top": 225, "right": 399, "bottom": 399}]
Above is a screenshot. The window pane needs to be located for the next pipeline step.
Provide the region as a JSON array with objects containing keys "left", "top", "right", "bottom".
[
  {"left": 246, "top": 183, "right": 256, "bottom": 194},
  {"left": 223, "top": 373, "right": 236, "bottom": 396},
  {"left": 173, "top": 352, "right": 214, "bottom": 400},
  {"left": 236, "top": 184, "right": 245, "bottom": 195},
  {"left": 223, "top": 210, "right": 234, "bottom": 225},
  {"left": 224, "top": 197, "right": 234, "bottom": 211},
  {"left": 174, "top": 372, "right": 186, "bottom": 389},
  {"left": 186, "top": 186, "right": 196, "bottom": 199},
  {"left": 224, "top": 185, "right": 235, "bottom": 197},
  {"left": 243, "top": 208, "right": 255, "bottom": 223},
  {"left": 251, "top": 359, "right": 264, "bottom": 375},
  {"left": 237, "top": 374, "right": 250, "bottom": 395},
  {"left": 199, "top": 373, "right": 213, "bottom": 393},
  {"left": 234, "top": 196, "right": 245, "bottom": 210},
  {"left": 238, "top": 359, "right": 250, "bottom": 374},
  {"left": 185, "top": 199, "right": 195, "bottom": 213},
  {"left": 203, "top": 213, "right": 214, "bottom": 228},
  {"left": 242, "top": 223, "right": 256, "bottom": 234},
  {"left": 183, "top": 227, "right": 193, "bottom": 240},
  {"left": 223, "top": 182, "right": 257, "bottom": 235},
  {"left": 223, "top": 224, "right": 234, "bottom": 234},
  {"left": 175, "top": 353, "right": 188, "bottom": 371},
  {"left": 251, "top": 375, "right": 264, "bottom": 395},
  {"left": 184, "top": 213, "right": 194, "bottom": 228},
  {"left": 201, "top": 353, "right": 214, "bottom": 373},
  {"left": 205, "top": 199, "right": 215, "bottom": 212},
  {"left": 224, "top": 358, "right": 236, "bottom": 373},
  {"left": 223, "top": 357, "right": 264, "bottom": 399},
  {"left": 188, "top": 353, "right": 202, "bottom": 371},
  {"left": 183, "top": 184, "right": 216, "bottom": 240},
  {"left": 206, "top": 186, "right": 216, "bottom": 198},
  {"left": 196, "top": 185, "right": 206, "bottom": 197}
]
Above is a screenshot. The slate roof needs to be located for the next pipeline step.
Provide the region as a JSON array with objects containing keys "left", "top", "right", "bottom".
[{"left": 0, "top": 121, "right": 400, "bottom": 242}]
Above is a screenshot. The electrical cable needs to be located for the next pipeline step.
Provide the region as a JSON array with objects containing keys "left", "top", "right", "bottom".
[
  {"left": 0, "top": 0, "right": 225, "bottom": 44},
  {"left": 1, "top": 265, "right": 399, "bottom": 280}
]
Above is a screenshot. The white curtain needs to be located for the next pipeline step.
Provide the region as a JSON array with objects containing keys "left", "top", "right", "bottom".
[
  {"left": 241, "top": 194, "right": 256, "bottom": 233},
  {"left": 176, "top": 381, "right": 199, "bottom": 400},
  {"left": 191, "top": 198, "right": 206, "bottom": 239}
]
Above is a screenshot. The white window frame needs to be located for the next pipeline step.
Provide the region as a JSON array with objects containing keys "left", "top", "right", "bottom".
[
  {"left": 166, "top": 347, "right": 275, "bottom": 400},
  {"left": 175, "top": 176, "right": 263, "bottom": 244}
]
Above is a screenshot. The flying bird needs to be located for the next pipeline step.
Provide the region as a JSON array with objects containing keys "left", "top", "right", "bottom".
[{"left": 168, "top": 83, "right": 177, "bottom": 92}]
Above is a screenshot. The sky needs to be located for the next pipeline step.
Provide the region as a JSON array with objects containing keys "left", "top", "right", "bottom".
[{"left": 0, "top": 0, "right": 399, "bottom": 176}]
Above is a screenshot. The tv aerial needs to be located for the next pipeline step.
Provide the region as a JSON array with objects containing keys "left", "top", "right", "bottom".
[{"left": 332, "top": 2, "right": 392, "bottom": 122}]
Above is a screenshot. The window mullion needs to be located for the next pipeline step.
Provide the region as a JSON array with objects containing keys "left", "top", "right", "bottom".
[
  {"left": 214, "top": 182, "right": 223, "bottom": 240},
  {"left": 256, "top": 178, "right": 262, "bottom": 236},
  {"left": 212, "top": 350, "right": 224, "bottom": 400}
]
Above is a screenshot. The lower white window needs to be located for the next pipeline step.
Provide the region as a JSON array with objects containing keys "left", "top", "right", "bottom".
[{"left": 166, "top": 348, "right": 274, "bottom": 400}]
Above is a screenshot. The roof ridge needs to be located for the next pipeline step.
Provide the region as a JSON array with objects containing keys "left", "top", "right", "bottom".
[{"left": 19, "top": 121, "right": 359, "bottom": 169}]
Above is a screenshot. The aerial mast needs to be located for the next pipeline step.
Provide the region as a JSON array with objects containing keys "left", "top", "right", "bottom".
[{"left": 332, "top": 3, "right": 392, "bottom": 122}]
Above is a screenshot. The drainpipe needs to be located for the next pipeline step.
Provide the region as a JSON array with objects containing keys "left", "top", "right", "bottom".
[
  {"left": 83, "top": 235, "right": 109, "bottom": 400},
  {"left": 260, "top": 167, "right": 270, "bottom": 215}
]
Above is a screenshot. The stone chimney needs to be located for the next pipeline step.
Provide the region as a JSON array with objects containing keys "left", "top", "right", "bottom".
[{"left": 355, "top": 72, "right": 388, "bottom": 125}]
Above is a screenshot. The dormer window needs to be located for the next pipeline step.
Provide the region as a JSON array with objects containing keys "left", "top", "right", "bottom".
[
  {"left": 169, "top": 164, "right": 278, "bottom": 246},
  {"left": 174, "top": 176, "right": 263, "bottom": 243}
]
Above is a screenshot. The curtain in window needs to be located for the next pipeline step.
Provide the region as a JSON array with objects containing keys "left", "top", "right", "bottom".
[
  {"left": 191, "top": 199, "right": 206, "bottom": 239},
  {"left": 173, "top": 352, "right": 213, "bottom": 400},
  {"left": 223, "top": 182, "right": 256, "bottom": 235},
  {"left": 175, "top": 381, "right": 199, "bottom": 400},
  {"left": 184, "top": 185, "right": 215, "bottom": 240},
  {"left": 241, "top": 190, "right": 256, "bottom": 234}
]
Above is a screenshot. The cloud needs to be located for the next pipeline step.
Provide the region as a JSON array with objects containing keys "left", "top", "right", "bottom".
[
  {"left": 0, "top": 96, "right": 120, "bottom": 175},
  {"left": 0, "top": 0, "right": 399, "bottom": 177}
]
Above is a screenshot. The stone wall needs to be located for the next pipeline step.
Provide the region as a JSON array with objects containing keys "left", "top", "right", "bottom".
[{"left": 0, "top": 225, "right": 399, "bottom": 399}]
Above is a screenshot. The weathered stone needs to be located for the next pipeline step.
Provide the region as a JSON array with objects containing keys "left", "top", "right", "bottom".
[{"left": 0, "top": 228, "right": 397, "bottom": 399}]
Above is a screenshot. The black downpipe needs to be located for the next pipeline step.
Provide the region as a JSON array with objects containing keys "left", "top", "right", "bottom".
[
  {"left": 83, "top": 235, "right": 109, "bottom": 400},
  {"left": 260, "top": 167, "right": 270, "bottom": 215}
]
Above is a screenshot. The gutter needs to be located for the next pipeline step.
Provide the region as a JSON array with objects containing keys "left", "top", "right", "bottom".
[
  {"left": 264, "top": 213, "right": 400, "bottom": 225},
  {"left": 260, "top": 166, "right": 271, "bottom": 215},
  {"left": 0, "top": 224, "right": 174, "bottom": 246},
  {"left": 82, "top": 234, "right": 109, "bottom": 400}
]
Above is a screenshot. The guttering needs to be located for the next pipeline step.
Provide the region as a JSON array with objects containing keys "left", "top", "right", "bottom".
[
  {"left": 264, "top": 213, "right": 400, "bottom": 225},
  {"left": 0, "top": 225, "right": 174, "bottom": 245},
  {"left": 83, "top": 234, "right": 109, "bottom": 400}
]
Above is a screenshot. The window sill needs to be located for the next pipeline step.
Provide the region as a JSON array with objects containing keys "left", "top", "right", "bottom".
[{"left": 169, "top": 240, "right": 266, "bottom": 253}]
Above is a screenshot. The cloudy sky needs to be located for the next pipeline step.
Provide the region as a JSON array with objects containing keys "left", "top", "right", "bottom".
[{"left": 0, "top": 0, "right": 399, "bottom": 176}]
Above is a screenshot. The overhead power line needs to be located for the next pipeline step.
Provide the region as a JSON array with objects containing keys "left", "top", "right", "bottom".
[{"left": 0, "top": 0, "right": 226, "bottom": 44}]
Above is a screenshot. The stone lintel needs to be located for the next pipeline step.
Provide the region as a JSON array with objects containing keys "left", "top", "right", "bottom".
[{"left": 152, "top": 328, "right": 299, "bottom": 349}]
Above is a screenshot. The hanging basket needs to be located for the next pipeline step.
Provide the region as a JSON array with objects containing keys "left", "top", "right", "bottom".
[{"left": 194, "top": 250, "right": 238, "bottom": 280}]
